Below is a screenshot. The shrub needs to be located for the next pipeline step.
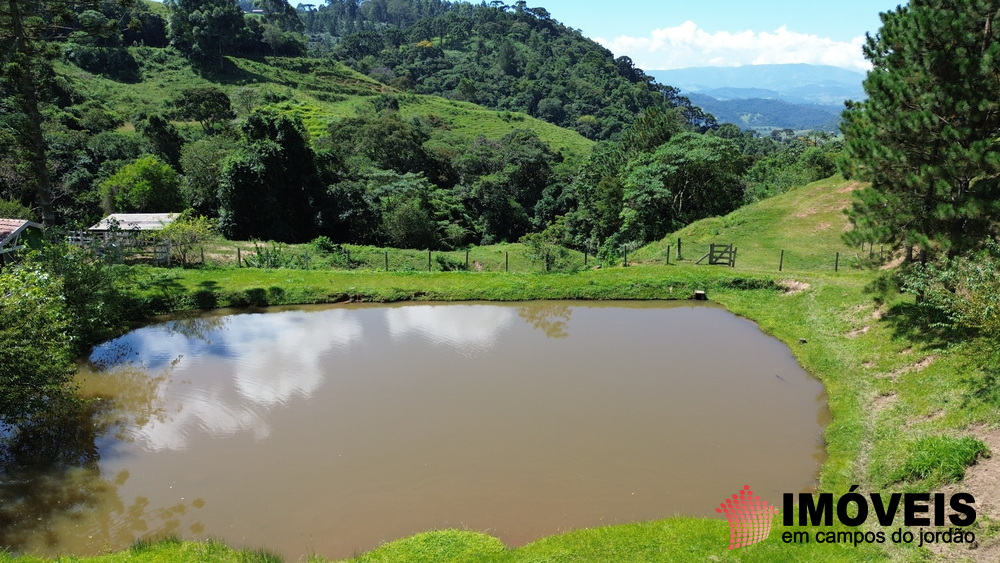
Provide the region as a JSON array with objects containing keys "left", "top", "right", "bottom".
[
  {"left": 0, "top": 266, "right": 76, "bottom": 428},
  {"left": 435, "top": 254, "right": 467, "bottom": 271},
  {"left": 900, "top": 240, "right": 1000, "bottom": 337},
  {"left": 310, "top": 235, "right": 340, "bottom": 254}
]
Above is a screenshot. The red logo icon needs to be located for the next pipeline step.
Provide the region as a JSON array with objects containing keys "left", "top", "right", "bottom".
[{"left": 716, "top": 485, "right": 778, "bottom": 549}]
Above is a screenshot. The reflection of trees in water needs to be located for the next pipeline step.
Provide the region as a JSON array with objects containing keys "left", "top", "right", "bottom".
[
  {"left": 516, "top": 303, "right": 572, "bottom": 338},
  {"left": 81, "top": 365, "right": 170, "bottom": 440},
  {"left": 0, "top": 363, "right": 203, "bottom": 554},
  {"left": 90, "top": 314, "right": 229, "bottom": 370},
  {"left": 164, "top": 313, "right": 229, "bottom": 344}
]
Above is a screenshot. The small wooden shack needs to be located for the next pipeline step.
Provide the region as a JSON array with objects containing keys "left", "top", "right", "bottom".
[{"left": 0, "top": 218, "right": 43, "bottom": 266}]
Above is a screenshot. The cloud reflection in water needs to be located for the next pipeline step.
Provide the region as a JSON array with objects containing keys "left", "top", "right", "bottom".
[
  {"left": 384, "top": 305, "right": 514, "bottom": 355},
  {"left": 90, "top": 309, "right": 363, "bottom": 451}
]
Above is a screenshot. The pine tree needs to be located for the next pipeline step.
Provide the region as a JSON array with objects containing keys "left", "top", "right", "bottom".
[
  {"left": 1, "top": 0, "right": 134, "bottom": 226},
  {"left": 841, "top": 0, "right": 1000, "bottom": 260}
]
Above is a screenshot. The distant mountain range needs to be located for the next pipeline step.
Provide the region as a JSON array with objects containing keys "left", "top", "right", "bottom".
[{"left": 647, "top": 64, "right": 868, "bottom": 132}]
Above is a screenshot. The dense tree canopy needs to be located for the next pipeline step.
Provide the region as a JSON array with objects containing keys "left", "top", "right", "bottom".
[
  {"left": 618, "top": 133, "right": 747, "bottom": 244},
  {"left": 841, "top": 0, "right": 1000, "bottom": 260},
  {"left": 218, "top": 110, "right": 326, "bottom": 241},
  {"left": 302, "top": 0, "right": 712, "bottom": 140},
  {"left": 99, "top": 155, "right": 184, "bottom": 213},
  {"left": 166, "top": 0, "right": 245, "bottom": 68},
  {"left": 173, "top": 87, "right": 237, "bottom": 134},
  {"left": 0, "top": 0, "right": 838, "bottom": 251}
]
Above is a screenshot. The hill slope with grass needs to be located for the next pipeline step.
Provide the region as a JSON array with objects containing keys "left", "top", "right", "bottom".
[
  {"left": 59, "top": 48, "right": 594, "bottom": 160},
  {"left": 630, "top": 175, "right": 863, "bottom": 272}
]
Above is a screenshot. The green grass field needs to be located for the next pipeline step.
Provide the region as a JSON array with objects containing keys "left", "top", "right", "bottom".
[{"left": 6, "top": 176, "right": 997, "bottom": 562}]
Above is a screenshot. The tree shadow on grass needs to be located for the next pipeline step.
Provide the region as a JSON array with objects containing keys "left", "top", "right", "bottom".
[
  {"left": 198, "top": 57, "right": 269, "bottom": 85},
  {"left": 865, "top": 270, "right": 963, "bottom": 350},
  {"left": 192, "top": 281, "right": 219, "bottom": 309},
  {"left": 143, "top": 274, "right": 189, "bottom": 312},
  {"left": 880, "top": 301, "right": 961, "bottom": 350}
]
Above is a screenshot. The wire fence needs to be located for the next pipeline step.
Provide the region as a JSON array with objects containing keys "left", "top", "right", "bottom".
[
  {"left": 628, "top": 238, "right": 878, "bottom": 273},
  {"left": 74, "top": 235, "right": 877, "bottom": 275},
  {"left": 211, "top": 244, "right": 597, "bottom": 273}
]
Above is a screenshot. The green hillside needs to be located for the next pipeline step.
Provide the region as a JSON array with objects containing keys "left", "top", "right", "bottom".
[
  {"left": 631, "top": 175, "right": 864, "bottom": 272},
  {"left": 58, "top": 49, "right": 594, "bottom": 160},
  {"left": 2, "top": 0, "right": 837, "bottom": 253}
]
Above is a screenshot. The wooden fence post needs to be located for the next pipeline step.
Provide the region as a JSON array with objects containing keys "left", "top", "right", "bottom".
[
  {"left": 428, "top": 250, "right": 432, "bottom": 271},
  {"left": 237, "top": 247, "right": 241, "bottom": 267},
  {"left": 505, "top": 251, "right": 509, "bottom": 272},
  {"left": 835, "top": 252, "right": 840, "bottom": 272},
  {"left": 385, "top": 251, "right": 389, "bottom": 272},
  {"left": 677, "top": 238, "right": 682, "bottom": 260},
  {"left": 779, "top": 249, "right": 784, "bottom": 272}
]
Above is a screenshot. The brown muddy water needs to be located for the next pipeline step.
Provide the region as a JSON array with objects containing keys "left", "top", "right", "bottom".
[{"left": 1, "top": 301, "right": 828, "bottom": 560}]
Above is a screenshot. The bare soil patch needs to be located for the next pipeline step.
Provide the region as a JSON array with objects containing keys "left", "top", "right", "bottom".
[
  {"left": 927, "top": 426, "right": 1000, "bottom": 561},
  {"left": 873, "top": 393, "right": 897, "bottom": 413},
  {"left": 888, "top": 356, "right": 937, "bottom": 379},
  {"left": 847, "top": 325, "right": 871, "bottom": 338},
  {"left": 778, "top": 279, "right": 811, "bottom": 294}
]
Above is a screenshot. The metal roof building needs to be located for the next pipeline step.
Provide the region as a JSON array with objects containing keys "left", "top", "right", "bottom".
[
  {"left": 89, "top": 213, "right": 178, "bottom": 232},
  {"left": 0, "top": 218, "right": 43, "bottom": 264}
]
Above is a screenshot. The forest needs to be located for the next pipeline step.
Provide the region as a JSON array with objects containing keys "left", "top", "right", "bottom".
[{"left": 0, "top": 0, "right": 841, "bottom": 258}]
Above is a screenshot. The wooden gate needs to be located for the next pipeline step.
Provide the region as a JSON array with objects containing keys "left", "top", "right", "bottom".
[{"left": 696, "top": 243, "right": 737, "bottom": 267}]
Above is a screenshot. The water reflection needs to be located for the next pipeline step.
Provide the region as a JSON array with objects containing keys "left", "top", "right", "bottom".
[
  {"left": 0, "top": 367, "right": 205, "bottom": 554},
  {"left": 516, "top": 303, "right": 572, "bottom": 338},
  {"left": 385, "top": 304, "right": 513, "bottom": 354},
  {"left": 6, "top": 302, "right": 829, "bottom": 561},
  {"left": 86, "top": 309, "right": 365, "bottom": 452}
]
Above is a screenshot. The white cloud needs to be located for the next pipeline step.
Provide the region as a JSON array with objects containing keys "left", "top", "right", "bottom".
[{"left": 595, "top": 21, "right": 869, "bottom": 72}]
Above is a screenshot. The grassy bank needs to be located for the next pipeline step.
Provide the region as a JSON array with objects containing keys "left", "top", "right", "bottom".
[
  {"left": 132, "top": 262, "right": 777, "bottom": 312},
  {"left": 6, "top": 177, "right": 996, "bottom": 562}
]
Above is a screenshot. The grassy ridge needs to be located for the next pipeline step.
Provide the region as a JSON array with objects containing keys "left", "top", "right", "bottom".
[
  {"left": 631, "top": 175, "right": 865, "bottom": 273},
  {"left": 8, "top": 176, "right": 995, "bottom": 561},
  {"left": 60, "top": 49, "right": 593, "bottom": 159}
]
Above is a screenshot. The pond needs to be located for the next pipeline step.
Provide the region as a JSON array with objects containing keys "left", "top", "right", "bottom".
[{"left": 1, "top": 301, "right": 828, "bottom": 560}]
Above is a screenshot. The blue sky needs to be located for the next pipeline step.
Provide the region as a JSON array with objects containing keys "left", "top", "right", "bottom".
[{"left": 532, "top": 0, "right": 906, "bottom": 71}]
